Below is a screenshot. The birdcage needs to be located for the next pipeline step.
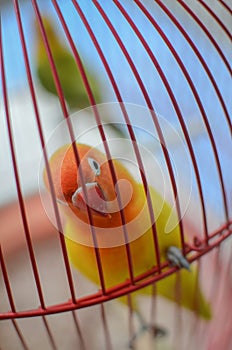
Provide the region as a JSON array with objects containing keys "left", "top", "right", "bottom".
[{"left": 0, "top": 1, "right": 231, "bottom": 350}]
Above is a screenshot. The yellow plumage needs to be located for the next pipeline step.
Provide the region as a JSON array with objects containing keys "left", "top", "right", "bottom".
[{"left": 44, "top": 143, "right": 211, "bottom": 320}]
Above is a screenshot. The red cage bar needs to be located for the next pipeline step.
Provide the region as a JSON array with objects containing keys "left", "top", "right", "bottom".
[{"left": 0, "top": 1, "right": 231, "bottom": 349}]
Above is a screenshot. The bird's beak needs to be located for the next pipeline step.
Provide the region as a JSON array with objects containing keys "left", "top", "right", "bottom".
[{"left": 71, "top": 182, "right": 110, "bottom": 217}]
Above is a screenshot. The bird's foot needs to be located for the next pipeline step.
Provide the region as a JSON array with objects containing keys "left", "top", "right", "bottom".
[
  {"left": 167, "top": 246, "right": 190, "bottom": 271},
  {"left": 129, "top": 324, "right": 167, "bottom": 349}
]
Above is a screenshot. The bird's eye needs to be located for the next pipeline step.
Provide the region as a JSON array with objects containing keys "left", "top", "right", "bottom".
[{"left": 88, "top": 157, "right": 101, "bottom": 176}]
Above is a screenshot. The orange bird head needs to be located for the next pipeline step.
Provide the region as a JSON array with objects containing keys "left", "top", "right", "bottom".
[{"left": 44, "top": 143, "right": 138, "bottom": 228}]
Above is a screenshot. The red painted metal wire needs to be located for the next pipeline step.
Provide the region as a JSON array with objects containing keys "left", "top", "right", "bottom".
[
  {"left": 1, "top": 222, "right": 231, "bottom": 321},
  {"left": 219, "top": 0, "right": 232, "bottom": 14},
  {"left": 71, "top": 0, "right": 162, "bottom": 274},
  {"left": 135, "top": 0, "right": 230, "bottom": 234},
  {"left": 31, "top": 0, "right": 110, "bottom": 294},
  {"left": 94, "top": 1, "right": 187, "bottom": 257},
  {"left": 42, "top": 316, "right": 57, "bottom": 350},
  {"left": 11, "top": 320, "right": 30, "bottom": 350},
  {"left": 0, "top": 9, "right": 46, "bottom": 310},
  {"left": 49, "top": 0, "right": 142, "bottom": 289},
  {"left": 156, "top": 1, "right": 231, "bottom": 132},
  {"left": 198, "top": 0, "right": 232, "bottom": 40},
  {"left": 178, "top": 0, "right": 231, "bottom": 74},
  {"left": 0, "top": 1, "right": 231, "bottom": 349},
  {"left": 100, "top": 303, "right": 113, "bottom": 350},
  {"left": 14, "top": 0, "right": 77, "bottom": 305},
  {"left": 116, "top": 0, "right": 208, "bottom": 247},
  {"left": 71, "top": 311, "right": 86, "bottom": 350}
]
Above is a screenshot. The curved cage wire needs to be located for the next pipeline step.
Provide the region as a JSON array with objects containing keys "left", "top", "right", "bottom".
[{"left": 0, "top": 1, "right": 231, "bottom": 350}]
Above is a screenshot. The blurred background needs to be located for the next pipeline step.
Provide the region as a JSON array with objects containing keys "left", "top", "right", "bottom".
[{"left": 0, "top": 1, "right": 231, "bottom": 349}]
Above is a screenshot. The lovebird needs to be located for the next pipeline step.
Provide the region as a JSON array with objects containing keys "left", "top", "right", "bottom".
[
  {"left": 44, "top": 143, "right": 211, "bottom": 341},
  {"left": 34, "top": 16, "right": 102, "bottom": 110}
]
